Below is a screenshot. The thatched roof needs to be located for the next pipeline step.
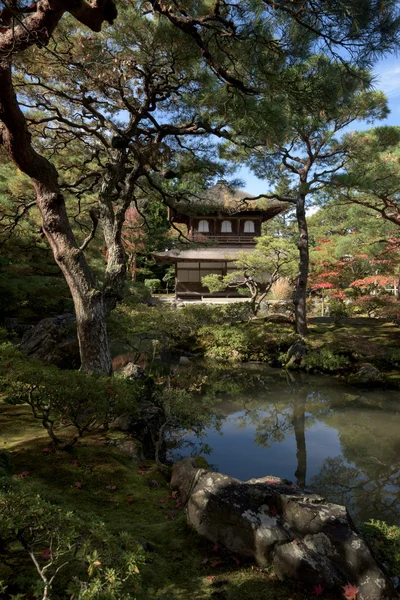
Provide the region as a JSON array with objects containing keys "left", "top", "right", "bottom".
[{"left": 171, "top": 181, "right": 286, "bottom": 218}]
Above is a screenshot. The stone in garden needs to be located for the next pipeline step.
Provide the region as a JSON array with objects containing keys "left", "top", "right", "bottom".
[
  {"left": 19, "top": 313, "right": 79, "bottom": 369},
  {"left": 120, "top": 362, "right": 146, "bottom": 379},
  {"left": 179, "top": 356, "right": 192, "bottom": 365},
  {"left": 110, "top": 439, "right": 144, "bottom": 462},
  {"left": 171, "top": 457, "right": 398, "bottom": 600},
  {"left": 286, "top": 340, "right": 307, "bottom": 368},
  {"left": 349, "top": 363, "right": 383, "bottom": 384}
]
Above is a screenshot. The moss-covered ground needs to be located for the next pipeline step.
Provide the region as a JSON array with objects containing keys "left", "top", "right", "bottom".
[
  {"left": 197, "top": 316, "right": 400, "bottom": 385},
  {"left": 0, "top": 401, "right": 344, "bottom": 600}
]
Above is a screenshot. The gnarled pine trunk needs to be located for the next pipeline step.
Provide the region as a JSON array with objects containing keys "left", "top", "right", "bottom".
[
  {"left": 294, "top": 191, "right": 309, "bottom": 338},
  {"left": 0, "top": 58, "right": 112, "bottom": 374}
]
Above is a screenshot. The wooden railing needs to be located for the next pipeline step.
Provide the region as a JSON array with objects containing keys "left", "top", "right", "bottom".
[{"left": 188, "top": 233, "right": 257, "bottom": 245}]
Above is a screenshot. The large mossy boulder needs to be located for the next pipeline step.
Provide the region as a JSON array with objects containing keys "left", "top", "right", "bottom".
[
  {"left": 349, "top": 363, "right": 383, "bottom": 384},
  {"left": 19, "top": 313, "right": 79, "bottom": 369},
  {"left": 171, "top": 458, "right": 398, "bottom": 600}
]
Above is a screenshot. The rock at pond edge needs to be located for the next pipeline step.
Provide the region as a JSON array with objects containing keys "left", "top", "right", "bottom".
[{"left": 170, "top": 457, "right": 398, "bottom": 600}]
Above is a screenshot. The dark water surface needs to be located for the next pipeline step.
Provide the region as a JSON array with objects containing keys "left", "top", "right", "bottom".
[{"left": 172, "top": 364, "right": 400, "bottom": 525}]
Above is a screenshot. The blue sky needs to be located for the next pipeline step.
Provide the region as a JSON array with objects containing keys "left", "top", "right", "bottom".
[{"left": 236, "top": 53, "right": 400, "bottom": 196}]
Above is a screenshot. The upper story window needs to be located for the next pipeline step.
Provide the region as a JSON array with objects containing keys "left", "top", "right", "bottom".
[
  {"left": 244, "top": 220, "right": 255, "bottom": 233},
  {"left": 221, "top": 220, "right": 232, "bottom": 233},
  {"left": 198, "top": 219, "right": 209, "bottom": 233}
]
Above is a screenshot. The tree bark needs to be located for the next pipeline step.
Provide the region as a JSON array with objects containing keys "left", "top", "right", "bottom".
[
  {"left": 0, "top": 58, "right": 112, "bottom": 374},
  {"left": 294, "top": 191, "right": 309, "bottom": 337},
  {"left": 293, "top": 395, "right": 307, "bottom": 488}
]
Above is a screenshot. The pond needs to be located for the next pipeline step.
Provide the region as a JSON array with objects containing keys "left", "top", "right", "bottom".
[{"left": 171, "top": 363, "right": 400, "bottom": 526}]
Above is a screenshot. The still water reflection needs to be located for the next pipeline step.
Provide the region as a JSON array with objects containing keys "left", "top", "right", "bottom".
[{"left": 173, "top": 365, "right": 400, "bottom": 525}]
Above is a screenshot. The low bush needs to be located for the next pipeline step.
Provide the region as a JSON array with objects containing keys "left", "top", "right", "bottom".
[
  {"left": 124, "top": 281, "right": 152, "bottom": 305},
  {"left": 182, "top": 301, "right": 253, "bottom": 326},
  {"left": 303, "top": 347, "right": 350, "bottom": 373},
  {"left": 0, "top": 343, "right": 141, "bottom": 448},
  {"left": 0, "top": 481, "right": 144, "bottom": 600},
  {"left": 328, "top": 298, "right": 352, "bottom": 319},
  {"left": 197, "top": 323, "right": 295, "bottom": 363},
  {"left": 144, "top": 279, "right": 161, "bottom": 294},
  {"left": 377, "top": 304, "right": 400, "bottom": 325},
  {"left": 360, "top": 520, "right": 400, "bottom": 580},
  {"left": 352, "top": 294, "right": 394, "bottom": 317},
  {"left": 108, "top": 302, "right": 254, "bottom": 364}
]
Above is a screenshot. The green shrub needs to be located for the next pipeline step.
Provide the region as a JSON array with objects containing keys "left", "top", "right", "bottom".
[
  {"left": 0, "top": 343, "right": 140, "bottom": 448},
  {"left": 108, "top": 302, "right": 255, "bottom": 365},
  {"left": 124, "top": 281, "right": 152, "bottom": 305},
  {"left": 303, "top": 347, "right": 350, "bottom": 372},
  {"left": 0, "top": 483, "right": 144, "bottom": 599},
  {"left": 360, "top": 520, "right": 400, "bottom": 580},
  {"left": 198, "top": 325, "right": 251, "bottom": 361},
  {"left": 144, "top": 279, "right": 161, "bottom": 294},
  {"left": 197, "top": 323, "right": 295, "bottom": 363},
  {"left": 182, "top": 302, "right": 252, "bottom": 326},
  {"left": 352, "top": 294, "right": 393, "bottom": 317},
  {"left": 387, "top": 348, "right": 400, "bottom": 366},
  {"left": 378, "top": 304, "right": 400, "bottom": 325},
  {"left": 328, "top": 298, "right": 352, "bottom": 318}
]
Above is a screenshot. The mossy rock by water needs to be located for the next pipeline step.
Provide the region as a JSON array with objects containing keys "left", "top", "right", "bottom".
[{"left": 194, "top": 455, "right": 211, "bottom": 470}]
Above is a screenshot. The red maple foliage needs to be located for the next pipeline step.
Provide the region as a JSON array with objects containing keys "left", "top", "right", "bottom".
[
  {"left": 350, "top": 275, "right": 396, "bottom": 288},
  {"left": 310, "top": 282, "right": 335, "bottom": 290},
  {"left": 342, "top": 582, "right": 359, "bottom": 600},
  {"left": 312, "top": 583, "right": 324, "bottom": 596}
]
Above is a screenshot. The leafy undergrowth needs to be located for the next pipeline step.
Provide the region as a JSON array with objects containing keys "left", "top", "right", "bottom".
[{"left": 0, "top": 403, "right": 342, "bottom": 600}]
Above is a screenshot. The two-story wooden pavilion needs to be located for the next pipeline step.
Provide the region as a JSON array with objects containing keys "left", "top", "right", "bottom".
[{"left": 153, "top": 181, "right": 286, "bottom": 299}]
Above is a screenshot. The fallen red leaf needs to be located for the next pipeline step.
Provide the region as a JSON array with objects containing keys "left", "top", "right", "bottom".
[
  {"left": 201, "top": 557, "right": 209, "bottom": 565},
  {"left": 343, "top": 582, "right": 358, "bottom": 600},
  {"left": 211, "top": 543, "right": 219, "bottom": 552},
  {"left": 72, "top": 460, "right": 78, "bottom": 467},
  {"left": 165, "top": 512, "right": 177, "bottom": 520},
  {"left": 42, "top": 447, "right": 52, "bottom": 454},
  {"left": 127, "top": 498, "right": 134, "bottom": 505},
  {"left": 158, "top": 498, "right": 166, "bottom": 503},
  {"left": 106, "top": 485, "right": 117, "bottom": 491},
  {"left": 313, "top": 583, "right": 324, "bottom": 597},
  {"left": 208, "top": 576, "right": 215, "bottom": 582},
  {"left": 232, "top": 556, "right": 240, "bottom": 566},
  {"left": 18, "top": 471, "right": 30, "bottom": 478},
  {"left": 73, "top": 481, "right": 82, "bottom": 489},
  {"left": 270, "top": 506, "right": 278, "bottom": 517},
  {"left": 211, "top": 560, "right": 221, "bottom": 568}
]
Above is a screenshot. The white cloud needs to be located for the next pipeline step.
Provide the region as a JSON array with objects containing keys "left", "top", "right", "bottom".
[
  {"left": 374, "top": 64, "right": 400, "bottom": 98},
  {"left": 306, "top": 206, "right": 320, "bottom": 217}
]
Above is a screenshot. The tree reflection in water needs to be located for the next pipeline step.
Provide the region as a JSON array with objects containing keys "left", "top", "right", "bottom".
[{"left": 175, "top": 363, "right": 400, "bottom": 525}]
